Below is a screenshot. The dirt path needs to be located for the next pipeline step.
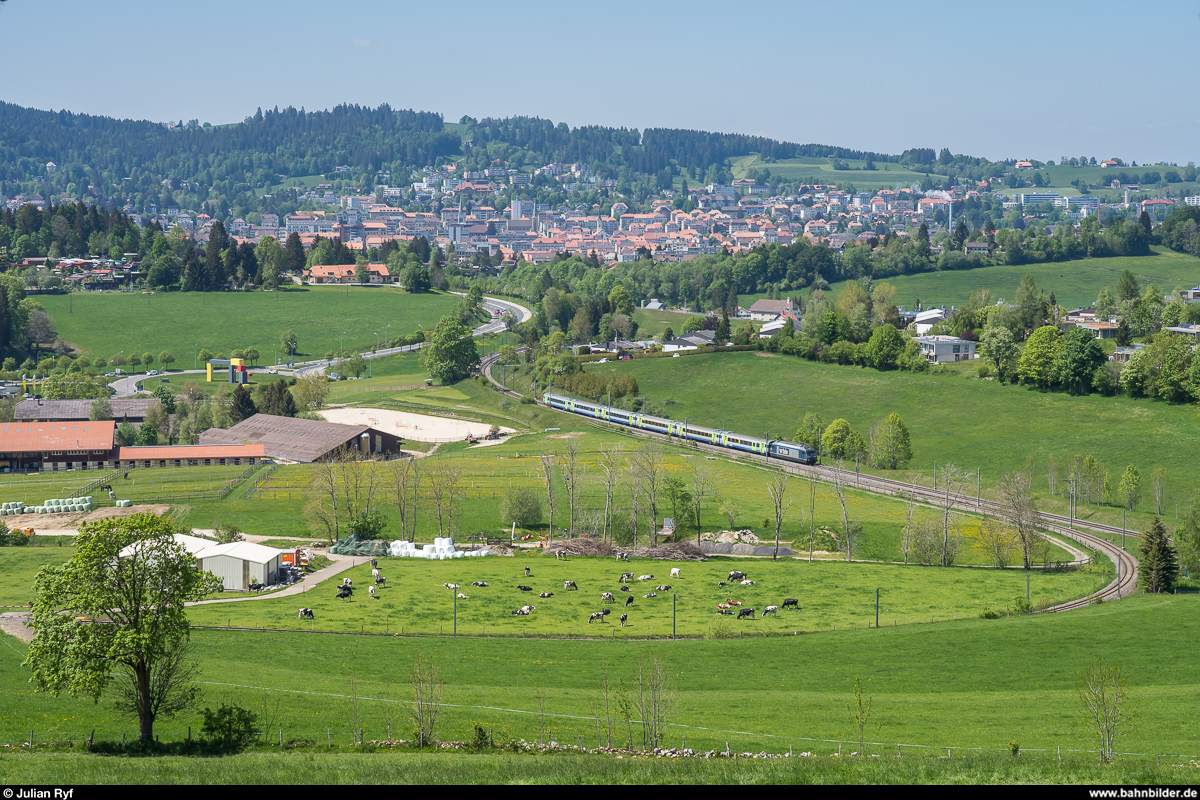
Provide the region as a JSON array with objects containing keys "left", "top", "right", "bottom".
[
  {"left": 1, "top": 612, "right": 34, "bottom": 644},
  {"left": 6, "top": 504, "right": 173, "bottom": 533}
]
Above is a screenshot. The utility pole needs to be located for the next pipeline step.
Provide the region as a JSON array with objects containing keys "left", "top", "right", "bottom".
[{"left": 875, "top": 588, "right": 879, "bottom": 629}]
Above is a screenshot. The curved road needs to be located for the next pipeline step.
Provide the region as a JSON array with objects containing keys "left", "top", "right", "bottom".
[
  {"left": 112, "top": 294, "right": 531, "bottom": 395},
  {"left": 481, "top": 352, "right": 1139, "bottom": 610}
]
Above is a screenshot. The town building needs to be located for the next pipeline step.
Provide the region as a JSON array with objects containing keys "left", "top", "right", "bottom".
[{"left": 914, "top": 335, "right": 976, "bottom": 363}]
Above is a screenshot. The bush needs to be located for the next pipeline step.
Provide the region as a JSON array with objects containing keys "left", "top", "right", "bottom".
[
  {"left": 976, "top": 363, "right": 991, "bottom": 378},
  {"left": 500, "top": 487, "right": 543, "bottom": 528},
  {"left": 1011, "top": 597, "right": 1034, "bottom": 615},
  {"left": 200, "top": 702, "right": 259, "bottom": 749},
  {"left": 519, "top": 395, "right": 535, "bottom": 404},
  {"left": 979, "top": 608, "right": 1003, "bottom": 619}
]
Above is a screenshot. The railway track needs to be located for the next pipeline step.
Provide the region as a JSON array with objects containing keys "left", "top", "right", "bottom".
[{"left": 479, "top": 354, "right": 1139, "bottom": 610}]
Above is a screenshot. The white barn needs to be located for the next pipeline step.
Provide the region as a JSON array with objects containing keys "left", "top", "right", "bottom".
[{"left": 196, "top": 541, "right": 284, "bottom": 591}]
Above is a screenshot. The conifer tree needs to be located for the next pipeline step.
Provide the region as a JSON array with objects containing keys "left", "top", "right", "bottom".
[
  {"left": 1138, "top": 516, "right": 1178, "bottom": 594},
  {"left": 229, "top": 384, "right": 256, "bottom": 423}
]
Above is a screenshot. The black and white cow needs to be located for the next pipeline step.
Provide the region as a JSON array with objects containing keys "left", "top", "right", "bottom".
[
  {"left": 298, "top": 608, "right": 315, "bottom": 619},
  {"left": 564, "top": 580, "right": 578, "bottom": 591},
  {"left": 716, "top": 609, "right": 734, "bottom": 616},
  {"left": 375, "top": 576, "right": 386, "bottom": 587},
  {"left": 524, "top": 566, "right": 531, "bottom": 577},
  {"left": 619, "top": 613, "right": 628, "bottom": 627},
  {"left": 737, "top": 608, "right": 755, "bottom": 620},
  {"left": 619, "top": 585, "right": 631, "bottom": 593},
  {"left": 728, "top": 571, "right": 747, "bottom": 582},
  {"left": 619, "top": 573, "right": 634, "bottom": 583},
  {"left": 588, "top": 611, "right": 606, "bottom": 624},
  {"left": 517, "top": 585, "right": 533, "bottom": 592},
  {"left": 601, "top": 592, "right": 615, "bottom": 603},
  {"left": 655, "top": 585, "right": 672, "bottom": 592},
  {"left": 762, "top": 605, "right": 778, "bottom": 617},
  {"left": 643, "top": 592, "right": 658, "bottom": 599},
  {"left": 625, "top": 595, "right": 635, "bottom": 607},
  {"left": 539, "top": 592, "right": 554, "bottom": 598},
  {"left": 782, "top": 598, "right": 799, "bottom": 609},
  {"left": 471, "top": 581, "right": 489, "bottom": 587}
]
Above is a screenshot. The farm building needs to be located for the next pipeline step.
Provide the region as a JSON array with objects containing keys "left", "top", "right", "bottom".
[
  {"left": 119, "top": 533, "right": 285, "bottom": 591},
  {"left": 198, "top": 413, "right": 403, "bottom": 462},
  {"left": 0, "top": 420, "right": 116, "bottom": 471},
  {"left": 16, "top": 398, "right": 162, "bottom": 423},
  {"left": 114, "top": 444, "right": 266, "bottom": 468},
  {"left": 196, "top": 541, "right": 284, "bottom": 591}
]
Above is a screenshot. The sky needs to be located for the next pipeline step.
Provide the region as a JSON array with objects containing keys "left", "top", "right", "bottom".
[{"left": 2, "top": 0, "right": 1198, "bottom": 165}]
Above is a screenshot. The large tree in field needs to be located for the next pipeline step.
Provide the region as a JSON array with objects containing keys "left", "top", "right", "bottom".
[
  {"left": 1054, "top": 326, "right": 1106, "bottom": 393},
  {"left": 1016, "top": 325, "right": 1061, "bottom": 388},
  {"left": 24, "top": 514, "right": 221, "bottom": 743},
  {"left": 420, "top": 315, "right": 479, "bottom": 384}
]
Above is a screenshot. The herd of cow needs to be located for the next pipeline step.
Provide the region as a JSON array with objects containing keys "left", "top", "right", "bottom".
[{"left": 297, "top": 559, "right": 800, "bottom": 625}]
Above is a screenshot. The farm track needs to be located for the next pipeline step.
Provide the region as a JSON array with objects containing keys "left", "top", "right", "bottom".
[{"left": 480, "top": 353, "right": 1138, "bottom": 611}]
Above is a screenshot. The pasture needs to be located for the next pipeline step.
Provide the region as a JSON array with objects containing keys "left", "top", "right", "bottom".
[
  {"left": 0, "top": 751, "right": 1186, "bottom": 785},
  {"left": 37, "top": 286, "right": 459, "bottom": 363},
  {"left": 0, "top": 544, "right": 74, "bottom": 605},
  {"left": 582, "top": 351, "right": 1200, "bottom": 532},
  {"left": 1, "top": 593, "right": 1196, "bottom": 758},
  {"left": 0, "top": 464, "right": 260, "bottom": 507},
  {"left": 826, "top": 247, "right": 1200, "bottom": 310},
  {"left": 728, "top": 154, "right": 936, "bottom": 191},
  {"left": 185, "top": 553, "right": 1106, "bottom": 637}
]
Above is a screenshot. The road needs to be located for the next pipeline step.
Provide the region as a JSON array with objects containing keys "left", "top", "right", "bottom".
[
  {"left": 481, "top": 352, "right": 1139, "bottom": 610},
  {"left": 112, "top": 294, "right": 532, "bottom": 394}
]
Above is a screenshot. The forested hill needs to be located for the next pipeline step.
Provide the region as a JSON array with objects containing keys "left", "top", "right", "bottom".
[
  {"left": 0, "top": 102, "right": 455, "bottom": 190},
  {"left": 0, "top": 100, "right": 907, "bottom": 219},
  {"left": 461, "top": 117, "right": 897, "bottom": 174}
]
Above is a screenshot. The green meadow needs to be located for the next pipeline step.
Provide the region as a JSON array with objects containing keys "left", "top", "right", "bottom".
[
  {"left": 1, "top": 594, "right": 1196, "bottom": 759},
  {"left": 728, "top": 154, "right": 936, "bottom": 191},
  {"left": 580, "top": 351, "right": 1200, "bottom": 531},
  {"left": 36, "top": 286, "right": 459, "bottom": 363},
  {"left": 185, "top": 552, "right": 1105, "bottom": 637}
]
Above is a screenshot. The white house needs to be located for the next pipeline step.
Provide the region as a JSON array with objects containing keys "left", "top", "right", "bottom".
[
  {"left": 119, "top": 533, "right": 285, "bottom": 591},
  {"left": 914, "top": 335, "right": 976, "bottom": 363}
]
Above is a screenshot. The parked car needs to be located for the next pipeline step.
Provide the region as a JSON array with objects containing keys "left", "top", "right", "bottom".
[
  {"left": 146, "top": 370, "right": 159, "bottom": 376},
  {"left": 104, "top": 372, "right": 116, "bottom": 377}
]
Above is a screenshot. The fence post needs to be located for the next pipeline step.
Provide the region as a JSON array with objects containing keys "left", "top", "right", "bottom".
[
  {"left": 328, "top": 728, "right": 331, "bottom": 749},
  {"left": 898, "top": 744, "right": 901, "bottom": 756},
  {"left": 29, "top": 729, "right": 33, "bottom": 749},
  {"left": 1057, "top": 745, "right": 1061, "bottom": 761}
]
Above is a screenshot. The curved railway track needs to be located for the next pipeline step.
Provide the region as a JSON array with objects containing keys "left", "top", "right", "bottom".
[{"left": 480, "top": 353, "right": 1139, "bottom": 610}]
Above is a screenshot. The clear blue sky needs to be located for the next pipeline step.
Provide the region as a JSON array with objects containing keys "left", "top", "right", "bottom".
[{"left": 3, "top": 0, "right": 1197, "bottom": 164}]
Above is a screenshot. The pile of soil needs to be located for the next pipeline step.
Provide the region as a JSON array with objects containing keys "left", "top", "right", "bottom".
[{"left": 547, "top": 538, "right": 616, "bottom": 558}]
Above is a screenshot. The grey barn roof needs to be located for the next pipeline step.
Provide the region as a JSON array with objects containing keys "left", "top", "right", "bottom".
[
  {"left": 198, "top": 413, "right": 369, "bottom": 463},
  {"left": 16, "top": 398, "right": 160, "bottom": 422}
]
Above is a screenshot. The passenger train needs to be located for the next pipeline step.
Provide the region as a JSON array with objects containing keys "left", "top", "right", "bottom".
[{"left": 543, "top": 392, "right": 818, "bottom": 465}]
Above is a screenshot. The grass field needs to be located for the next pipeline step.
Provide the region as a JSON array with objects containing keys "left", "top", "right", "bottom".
[
  {"left": 0, "top": 544, "right": 74, "bottom": 605},
  {"left": 37, "top": 287, "right": 459, "bottom": 363},
  {"left": 2, "top": 594, "right": 1197, "bottom": 759},
  {"left": 728, "top": 154, "right": 936, "bottom": 191},
  {"left": 185, "top": 552, "right": 1105, "bottom": 637},
  {"left": 824, "top": 248, "right": 1200, "bottom": 310},
  {"left": 578, "top": 351, "right": 1200, "bottom": 532},
  {"left": 0, "top": 751, "right": 1187, "bottom": 785},
  {"left": 0, "top": 465, "right": 259, "bottom": 507}
]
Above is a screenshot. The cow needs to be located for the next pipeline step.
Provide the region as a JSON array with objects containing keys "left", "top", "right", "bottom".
[
  {"left": 619, "top": 613, "right": 628, "bottom": 627},
  {"left": 471, "top": 581, "right": 489, "bottom": 587},
  {"left": 372, "top": 569, "right": 380, "bottom": 579},
  {"left": 740, "top": 580, "right": 756, "bottom": 586},
  {"left": 728, "top": 571, "right": 747, "bottom": 582},
  {"left": 539, "top": 592, "right": 554, "bottom": 598},
  {"left": 511, "top": 608, "right": 530, "bottom": 616},
  {"left": 625, "top": 595, "right": 634, "bottom": 607},
  {"left": 670, "top": 568, "right": 681, "bottom": 579},
  {"left": 619, "top": 573, "right": 634, "bottom": 583},
  {"left": 737, "top": 608, "right": 755, "bottom": 620},
  {"left": 524, "top": 566, "right": 531, "bottom": 577},
  {"left": 370, "top": 558, "right": 378, "bottom": 569},
  {"left": 588, "top": 611, "right": 606, "bottom": 624},
  {"left": 717, "top": 581, "right": 727, "bottom": 587},
  {"left": 717, "top": 603, "right": 731, "bottom": 610},
  {"left": 600, "top": 608, "right": 611, "bottom": 616},
  {"left": 716, "top": 609, "right": 734, "bottom": 616},
  {"left": 342, "top": 578, "right": 353, "bottom": 587},
  {"left": 457, "top": 593, "right": 468, "bottom": 599},
  {"left": 336, "top": 586, "right": 353, "bottom": 601},
  {"left": 601, "top": 592, "right": 615, "bottom": 603},
  {"left": 298, "top": 608, "right": 315, "bottom": 619},
  {"left": 443, "top": 583, "right": 460, "bottom": 590},
  {"left": 555, "top": 550, "right": 566, "bottom": 561},
  {"left": 368, "top": 585, "right": 376, "bottom": 599},
  {"left": 637, "top": 574, "right": 654, "bottom": 582},
  {"left": 517, "top": 585, "right": 533, "bottom": 592},
  {"left": 655, "top": 585, "right": 672, "bottom": 592},
  {"left": 616, "top": 552, "right": 629, "bottom": 562},
  {"left": 564, "top": 580, "right": 578, "bottom": 591},
  {"left": 375, "top": 576, "right": 386, "bottom": 587},
  {"left": 643, "top": 592, "right": 658, "bottom": 599},
  {"left": 619, "top": 585, "right": 630, "bottom": 592},
  {"left": 762, "top": 605, "right": 778, "bottom": 617},
  {"left": 522, "top": 605, "right": 536, "bottom": 613},
  {"left": 782, "top": 598, "right": 799, "bottom": 609}
]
